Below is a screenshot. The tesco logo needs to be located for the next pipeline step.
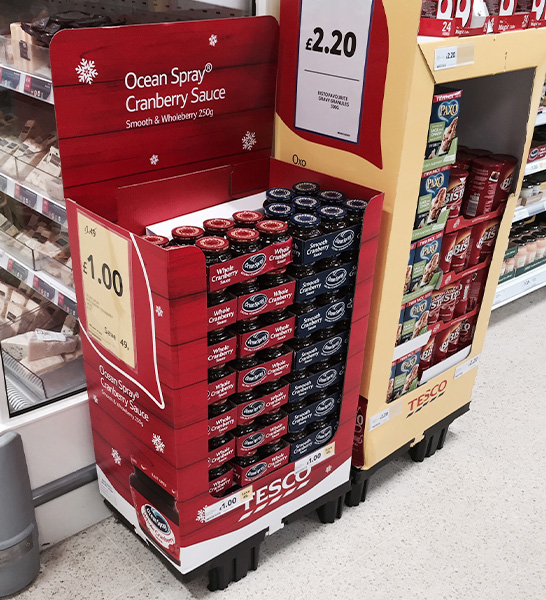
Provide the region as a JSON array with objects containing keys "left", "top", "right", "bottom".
[{"left": 407, "top": 379, "right": 448, "bottom": 414}]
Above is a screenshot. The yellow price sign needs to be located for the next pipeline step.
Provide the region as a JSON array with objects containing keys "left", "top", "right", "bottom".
[
  {"left": 78, "top": 213, "right": 135, "bottom": 369},
  {"left": 240, "top": 486, "right": 253, "bottom": 503}
]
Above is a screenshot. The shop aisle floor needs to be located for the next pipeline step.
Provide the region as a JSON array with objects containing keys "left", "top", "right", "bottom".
[{"left": 13, "top": 288, "right": 546, "bottom": 600}]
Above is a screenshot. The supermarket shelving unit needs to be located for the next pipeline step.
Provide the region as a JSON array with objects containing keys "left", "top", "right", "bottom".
[
  {"left": 0, "top": 0, "right": 254, "bottom": 549},
  {"left": 274, "top": 2, "right": 546, "bottom": 487}
]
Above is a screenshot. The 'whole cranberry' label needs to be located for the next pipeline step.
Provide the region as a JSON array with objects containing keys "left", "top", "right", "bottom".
[
  {"left": 288, "top": 418, "right": 339, "bottom": 462},
  {"left": 209, "top": 468, "right": 234, "bottom": 496},
  {"left": 288, "top": 361, "right": 345, "bottom": 402},
  {"left": 235, "top": 316, "right": 296, "bottom": 357},
  {"left": 208, "top": 371, "right": 237, "bottom": 404},
  {"left": 236, "top": 384, "right": 289, "bottom": 424},
  {"left": 292, "top": 225, "right": 360, "bottom": 265},
  {"left": 287, "top": 392, "right": 341, "bottom": 432},
  {"left": 237, "top": 352, "right": 293, "bottom": 392},
  {"left": 232, "top": 444, "right": 290, "bottom": 487},
  {"left": 290, "top": 330, "right": 350, "bottom": 371},
  {"left": 207, "top": 240, "right": 292, "bottom": 292},
  {"left": 237, "top": 280, "right": 296, "bottom": 320},
  {"left": 207, "top": 336, "right": 237, "bottom": 367},
  {"left": 208, "top": 437, "right": 236, "bottom": 469},
  {"left": 235, "top": 415, "right": 288, "bottom": 455},
  {"left": 208, "top": 406, "right": 237, "bottom": 439},
  {"left": 207, "top": 298, "right": 237, "bottom": 332}
]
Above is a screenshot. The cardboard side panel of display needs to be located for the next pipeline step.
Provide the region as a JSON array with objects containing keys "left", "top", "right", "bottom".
[{"left": 64, "top": 156, "right": 384, "bottom": 573}]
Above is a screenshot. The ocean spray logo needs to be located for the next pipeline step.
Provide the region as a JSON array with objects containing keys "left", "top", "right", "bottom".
[
  {"left": 322, "top": 336, "right": 344, "bottom": 356},
  {"left": 246, "top": 462, "right": 268, "bottom": 479},
  {"left": 243, "top": 367, "right": 267, "bottom": 386},
  {"left": 325, "top": 268, "right": 348, "bottom": 289},
  {"left": 333, "top": 230, "right": 354, "bottom": 251},
  {"left": 245, "top": 330, "right": 270, "bottom": 350},
  {"left": 242, "top": 253, "right": 266, "bottom": 275},
  {"left": 242, "top": 433, "right": 265, "bottom": 450},
  {"left": 326, "top": 302, "right": 345, "bottom": 322},
  {"left": 241, "top": 401, "right": 266, "bottom": 418},
  {"left": 315, "top": 397, "right": 336, "bottom": 417},
  {"left": 317, "top": 369, "right": 337, "bottom": 388},
  {"left": 315, "top": 425, "right": 333, "bottom": 444},
  {"left": 242, "top": 294, "right": 268, "bottom": 313}
]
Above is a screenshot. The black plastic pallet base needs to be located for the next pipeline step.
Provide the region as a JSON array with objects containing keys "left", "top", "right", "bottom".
[
  {"left": 104, "top": 479, "right": 350, "bottom": 591},
  {"left": 346, "top": 403, "right": 470, "bottom": 507}
]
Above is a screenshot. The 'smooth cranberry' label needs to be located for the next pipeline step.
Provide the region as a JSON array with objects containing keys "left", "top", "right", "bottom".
[{"left": 292, "top": 225, "right": 359, "bottom": 265}]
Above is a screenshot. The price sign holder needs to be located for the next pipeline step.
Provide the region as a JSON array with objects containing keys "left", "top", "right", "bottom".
[
  {"left": 294, "top": 0, "right": 373, "bottom": 144},
  {"left": 77, "top": 212, "right": 135, "bottom": 369}
]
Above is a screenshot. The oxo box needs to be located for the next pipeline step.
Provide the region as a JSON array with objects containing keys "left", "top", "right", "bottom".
[{"left": 55, "top": 13, "right": 385, "bottom": 578}]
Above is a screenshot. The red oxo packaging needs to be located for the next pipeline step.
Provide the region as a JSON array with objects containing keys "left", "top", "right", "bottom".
[
  {"left": 236, "top": 352, "right": 293, "bottom": 391},
  {"left": 232, "top": 443, "right": 290, "bottom": 487},
  {"left": 234, "top": 316, "right": 295, "bottom": 357},
  {"left": 491, "top": 154, "right": 518, "bottom": 209},
  {"left": 235, "top": 384, "right": 289, "bottom": 425},
  {"left": 468, "top": 268, "right": 488, "bottom": 311},
  {"left": 454, "top": 275, "right": 472, "bottom": 318},
  {"left": 440, "top": 282, "right": 461, "bottom": 323},
  {"left": 237, "top": 281, "right": 295, "bottom": 321},
  {"left": 447, "top": 321, "right": 463, "bottom": 356},
  {"left": 419, "top": 334, "right": 436, "bottom": 376}
]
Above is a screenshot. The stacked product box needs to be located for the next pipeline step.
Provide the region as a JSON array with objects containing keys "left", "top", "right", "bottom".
[
  {"left": 389, "top": 87, "right": 516, "bottom": 402},
  {"left": 419, "top": 0, "right": 536, "bottom": 36},
  {"left": 69, "top": 159, "right": 383, "bottom": 574}
]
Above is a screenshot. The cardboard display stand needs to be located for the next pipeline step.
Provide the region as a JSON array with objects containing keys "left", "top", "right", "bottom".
[
  {"left": 275, "top": 1, "right": 546, "bottom": 493},
  {"left": 50, "top": 17, "right": 384, "bottom": 580}
]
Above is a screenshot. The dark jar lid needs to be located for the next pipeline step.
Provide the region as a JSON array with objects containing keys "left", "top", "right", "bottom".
[
  {"left": 266, "top": 187, "right": 294, "bottom": 202},
  {"left": 209, "top": 464, "right": 230, "bottom": 481},
  {"left": 264, "top": 203, "right": 295, "bottom": 220},
  {"left": 233, "top": 211, "right": 264, "bottom": 227},
  {"left": 171, "top": 225, "right": 204, "bottom": 244},
  {"left": 142, "top": 234, "right": 169, "bottom": 247},
  {"left": 319, "top": 190, "right": 346, "bottom": 205},
  {"left": 292, "top": 181, "right": 320, "bottom": 196},
  {"left": 293, "top": 196, "right": 321, "bottom": 212}
]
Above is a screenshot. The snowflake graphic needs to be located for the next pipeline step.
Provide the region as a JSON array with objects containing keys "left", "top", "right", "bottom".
[
  {"left": 92, "top": 394, "right": 99, "bottom": 404},
  {"left": 111, "top": 448, "right": 122, "bottom": 466},
  {"left": 150, "top": 154, "right": 159, "bottom": 166},
  {"left": 196, "top": 507, "right": 207, "bottom": 523},
  {"left": 155, "top": 305, "right": 164, "bottom": 317},
  {"left": 152, "top": 433, "right": 165, "bottom": 454},
  {"left": 242, "top": 131, "right": 257, "bottom": 152},
  {"left": 209, "top": 34, "right": 218, "bottom": 47},
  {"left": 325, "top": 465, "right": 333, "bottom": 474},
  {"left": 75, "top": 58, "right": 98, "bottom": 84}
]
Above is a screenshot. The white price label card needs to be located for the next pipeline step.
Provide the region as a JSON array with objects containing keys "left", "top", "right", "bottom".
[
  {"left": 204, "top": 486, "right": 254, "bottom": 522},
  {"left": 454, "top": 354, "right": 480, "bottom": 379},
  {"left": 295, "top": 0, "right": 373, "bottom": 143},
  {"left": 35, "top": 329, "right": 66, "bottom": 342},
  {"left": 294, "top": 442, "right": 335, "bottom": 474},
  {"left": 369, "top": 408, "right": 390, "bottom": 431},
  {"left": 434, "top": 44, "right": 474, "bottom": 71}
]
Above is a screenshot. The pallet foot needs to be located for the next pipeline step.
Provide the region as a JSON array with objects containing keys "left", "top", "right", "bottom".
[
  {"left": 409, "top": 403, "right": 470, "bottom": 463},
  {"left": 345, "top": 468, "right": 370, "bottom": 507},
  {"left": 207, "top": 542, "right": 261, "bottom": 591},
  {"left": 316, "top": 494, "right": 344, "bottom": 524}
]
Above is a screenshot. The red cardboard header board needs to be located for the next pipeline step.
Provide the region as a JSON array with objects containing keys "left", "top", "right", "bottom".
[
  {"left": 50, "top": 17, "right": 279, "bottom": 221},
  {"left": 276, "top": 0, "right": 388, "bottom": 168}
]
